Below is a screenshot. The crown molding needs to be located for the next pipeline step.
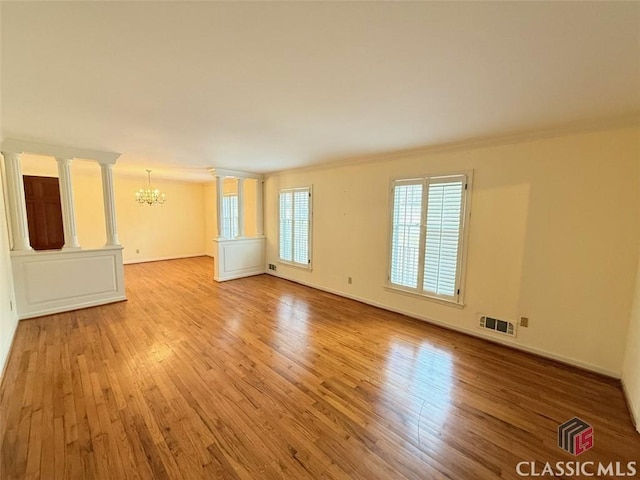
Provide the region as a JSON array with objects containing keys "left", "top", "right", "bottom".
[{"left": 265, "top": 114, "right": 640, "bottom": 178}]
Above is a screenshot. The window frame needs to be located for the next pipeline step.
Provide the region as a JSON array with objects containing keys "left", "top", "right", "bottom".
[
  {"left": 278, "top": 185, "right": 313, "bottom": 270},
  {"left": 386, "top": 171, "right": 473, "bottom": 307}
]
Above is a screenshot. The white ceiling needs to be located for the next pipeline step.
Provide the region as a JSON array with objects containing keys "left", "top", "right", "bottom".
[{"left": 2, "top": 1, "right": 639, "bottom": 174}]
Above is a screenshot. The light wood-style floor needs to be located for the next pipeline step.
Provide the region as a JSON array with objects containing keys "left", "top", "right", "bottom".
[{"left": 1, "top": 257, "right": 638, "bottom": 479}]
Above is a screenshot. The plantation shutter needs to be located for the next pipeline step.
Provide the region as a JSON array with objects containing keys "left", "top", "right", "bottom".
[
  {"left": 279, "top": 191, "right": 293, "bottom": 261},
  {"left": 390, "top": 181, "right": 424, "bottom": 289},
  {"left": 389, "top": 173, "right": 468, "bottom": 303},
  {"left": 423, "top": 176, "right": 465, "bottom": 297},
  {"left": 222, "top": 194, "right": 238, "bottom": 239},
  {"left": 279, "top": 187, "right": 311, "bottom": 266},
  {"left": 293, "top": 189, "right": 310, "bottom": 265}
]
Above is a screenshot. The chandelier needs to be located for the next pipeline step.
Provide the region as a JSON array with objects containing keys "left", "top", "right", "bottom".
[{"left": 135, "top": 170, "right": 166, "bottom": 206}]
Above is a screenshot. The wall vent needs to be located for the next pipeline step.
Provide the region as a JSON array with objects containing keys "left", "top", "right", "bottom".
[{"left": 479, "top": 315, "right": 516, "bottom": 337}]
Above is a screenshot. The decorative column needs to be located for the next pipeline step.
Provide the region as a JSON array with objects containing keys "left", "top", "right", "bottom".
[
  {"left": 256, "top": 179, "right": 264, "bottom": 236},
  {"left": 215, "top": 175, "right": 224, "bottom": 238},
  {"left": 100, "top": 163, "right": 120, "bottom": 246},
  {"left": 237, "top": 178, "right": 245, "bottom": 238},
  {"left": 55, "top": 158, "right": 81, "bottom": 249},
  {"left": 1, "top": 151, "right": 32, "bottom": 251}
]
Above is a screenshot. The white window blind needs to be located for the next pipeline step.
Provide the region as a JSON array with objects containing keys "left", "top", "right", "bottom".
[
  {"left": 390, "top": 182, "right": 423, "bottom": 288},
  {"left": 222, "top": 194, "right": 238, "bottom": 239},
  {"left": 279, "top": 191, "right": 293, "bottom": 261},
  {"left": 389, "top": 174, "right": 469, "bottom": 303},
  {"left": 279, "top": 187, "right": 311, "bottom": 267},
  {"left": 423, "top": 178, "right": 464, "bottom": 297}
]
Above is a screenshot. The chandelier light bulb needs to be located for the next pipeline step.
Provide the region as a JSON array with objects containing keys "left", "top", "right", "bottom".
[{"left": 135, "top": 170, "right": 166, "bottom": 206}]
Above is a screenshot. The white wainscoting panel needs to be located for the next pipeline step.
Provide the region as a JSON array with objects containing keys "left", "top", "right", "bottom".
[
  {"left": 11, "top": 246, "right": 126, "bottom": 319},
  {"left": 213, "top": 236, "right": 265, "bottom": 282}
]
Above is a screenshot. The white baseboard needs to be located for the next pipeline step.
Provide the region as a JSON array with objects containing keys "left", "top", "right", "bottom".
[
  {"left": 621, "top": 379, "right": 640, "bottom": 434},
  {"left": 266, "top": 270, "right": 620, "bottom": 379},
  {"left": 214, "top": 270, "right": 266, "bottom": 282},
  {"left": 19, "top": 295, "right": 128, "bottom": 320},
  {"left": 0, "top": 311, "right": 19, "bottom": 387},
  {"left": 124, "top": 253, "right": 207, "bottom": 265}
]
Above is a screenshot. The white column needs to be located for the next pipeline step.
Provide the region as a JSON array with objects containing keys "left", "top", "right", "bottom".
[
  {"left": 1, "top": 151, "right": 32, "bottom": 251},
  {"left": 237, "top": 178, "right": 245, "bottom": 238},
  {"left": 215, "top": 175, "right": 224, "bottom": 238},
  {"left": 100, "top": 163, "right": 120, "bottom": 246},
  {"left": 56, "top": 158, "right": 81, "bottom": 249},
  {"left": 256, "top": 179, "right": 264, "bottom": 236}
]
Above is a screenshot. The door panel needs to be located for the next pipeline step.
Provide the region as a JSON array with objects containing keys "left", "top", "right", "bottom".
[{"left": 23, "top": 175, "right": 65, "bottom": 250}]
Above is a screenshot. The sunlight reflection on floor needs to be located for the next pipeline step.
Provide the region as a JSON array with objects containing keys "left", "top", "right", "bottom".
[{"left": 383, "top": 339, "right": 454, "bottom": 454}]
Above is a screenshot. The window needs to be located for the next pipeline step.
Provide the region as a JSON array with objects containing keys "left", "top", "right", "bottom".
[
  {"left": 222, "top": 194, "right": 238, "bottom": 239},
  {"left": 279, "top": 187, "right": 312, "bottom": 267},
  {"left": 389, "top": 173, "right": 471, "bottom": 304}
]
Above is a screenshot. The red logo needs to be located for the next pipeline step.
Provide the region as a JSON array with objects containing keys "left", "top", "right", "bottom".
[{"left": 558, "top": 417, "right": 594, "bottom": 456}]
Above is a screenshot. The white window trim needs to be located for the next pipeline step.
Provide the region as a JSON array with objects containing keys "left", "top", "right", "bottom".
[
  {"left": 386, "top": 170, "right": 473, "bottom": 307},
  {"left": 278, "top": 185, "right": 313, "bottom": 270}
]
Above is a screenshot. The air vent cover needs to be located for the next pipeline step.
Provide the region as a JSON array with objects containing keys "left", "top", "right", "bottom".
[{"left": 479, "top": 315, "right": 516, "bottom": 337}]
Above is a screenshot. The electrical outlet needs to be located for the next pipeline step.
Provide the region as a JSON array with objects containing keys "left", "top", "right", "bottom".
[
  {"left": 268, "top": 263, "right": 277, "bottom": 271},
  {"left": 520, "top": 317, "right": 529, "bottom": 328},
  {"left": 348, "top": 277, "right": 352, "bottom": 284}
]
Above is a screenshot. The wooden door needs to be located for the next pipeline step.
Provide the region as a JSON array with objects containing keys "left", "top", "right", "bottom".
[{"left": 23, "top": 175, "right": 65, "bottom": 250}]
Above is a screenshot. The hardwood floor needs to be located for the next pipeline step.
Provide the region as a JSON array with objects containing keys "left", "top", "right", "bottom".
[{"left": 1, "top": 257, "right": 638, "bottom": 479}]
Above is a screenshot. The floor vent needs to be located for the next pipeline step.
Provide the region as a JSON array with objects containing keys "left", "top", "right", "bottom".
[{"left": 479, "top": 315, "right": 516, "bottom": 337}]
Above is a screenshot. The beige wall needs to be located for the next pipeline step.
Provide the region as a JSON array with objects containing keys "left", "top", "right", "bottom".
[
  {"left": 114, "top": 173, "right": 206, "bottom": 263},
  {"left": 244, "top": 179, "right": 258, "bottom": 237},
  {"left": 623, "top": 138, "right": 640, "bottom": 432},
  {"left": 223, "top": 177, "right": 237, "bottom": 195},
  {"left": 264, "top": 126, "right": 640, "bottom": 377},
  {"left": 20, "top": 157, "right": 207, "bottom": 263},
  {"left": 0, "top": 164, "right": 18, "bottom": 378},
  {"left": 623, "top": 257, "right": 640, "bottom": 432}
]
